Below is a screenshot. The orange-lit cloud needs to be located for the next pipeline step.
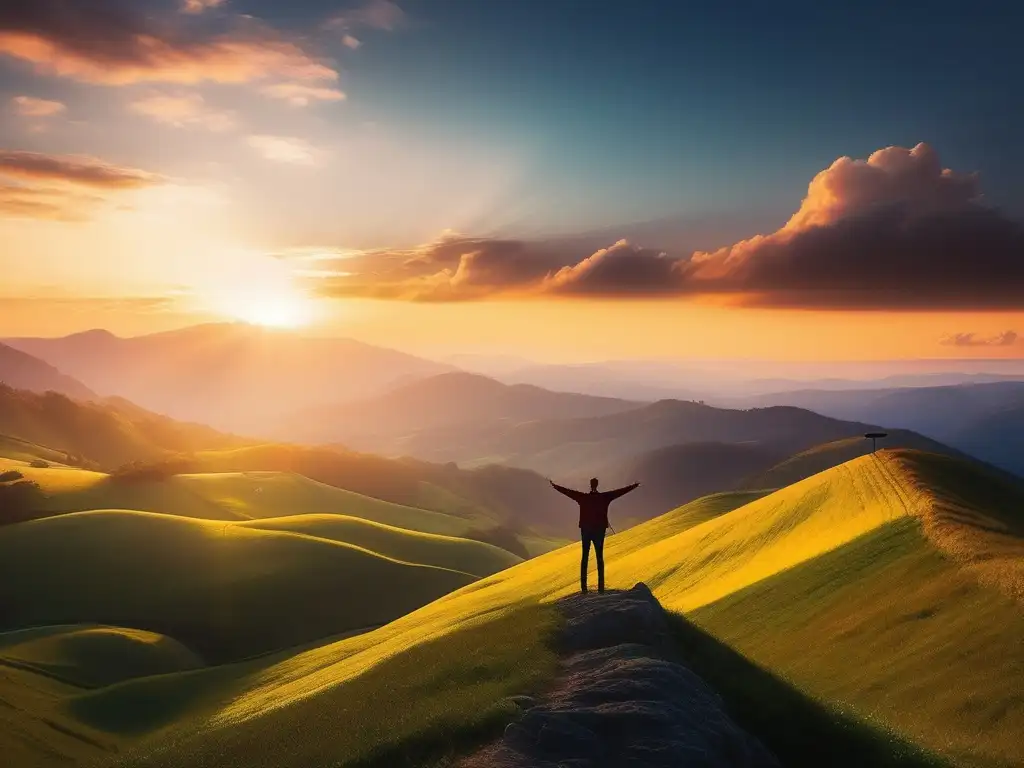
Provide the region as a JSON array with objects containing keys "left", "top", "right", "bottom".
[
  {"left": 129, "top": 92, "right": 236, "bottom": 131},
  {"left": 343, "top": 35, "right": 362, "bottom": 50},
  {"left": 305, "top": 143, "right": 1024, "bottom": 310},
  {"left": 0, "top": 150, "right": 164, "bottom": 221},
  {"left": 10, "top": 95, "right": 65, "bottom": 117},
  {"left": 0, "top": 1, "right": 337, "bottom": 86},
  {"left": 0, "top": 150, "right": 163, "bottom": 188},
  {"left": 246, "top": 135, "right": 318, "bottom": 165},
  {"left": 940, "top": 330, "right": 1019, "bottom": 347},
  {"left": 181, "top": 0, "right": 225, "bottom": 14},
  {"left": 261, "top": 83, "right": 346, "bottom": 107}
]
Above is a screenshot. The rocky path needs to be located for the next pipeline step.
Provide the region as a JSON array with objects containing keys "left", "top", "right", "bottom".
[{"left": 461, "top": 584, "right": 779, "bottom": 768}]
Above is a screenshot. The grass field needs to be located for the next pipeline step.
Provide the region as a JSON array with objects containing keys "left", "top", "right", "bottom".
[
  {"left": 0, "top": 625, "right": 203, "bottom": 688},
  {"left": 0, "top": 433, "right": 76, "bottom": 466},
  {"left": 0, "top": 459, "right": 489, "bottom": 536},
  {"left": 239, "top": 515, "right": 522, "bottom": 576},
  {"left": 3, "top": 449, "right": 1021, "bottom": 767},
  {"left": 0, "top": 510, "right": 478, "bottom": 662}
]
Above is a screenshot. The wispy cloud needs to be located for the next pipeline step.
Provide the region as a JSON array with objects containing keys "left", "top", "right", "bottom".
[
  {"left": 0, "top": 0, "right": 338, "bottom": 86},
  {"left": 328, "top": 0, "right": 406, "bottom": 32},
  {"left": 246, "top": 135, "right": 318, "bottom": 165},
  {"left": 129, "top": 92, "right": 236, "bottom": 131},
  {"left": 342, "top": 35, "right": 362, "bottom": 50},
  {"left": 10, "top": 95, "right": 66, "bottom": 118},
  {"left": 0, "top": 151, "right": 163, "bottom": 189},
  {"left": 260, "top": 83, "right": 346, "bottom": 107},
  {"left": 940, "top": 331, "right": 1019, "bottom": 347},
  {"left": 0, "top": 150, "right": 165, "bottom": 221}
]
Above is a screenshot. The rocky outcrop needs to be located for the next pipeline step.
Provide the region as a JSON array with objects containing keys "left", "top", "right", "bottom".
[{"left": 463, "top": 583, "right": 779, "bottom": 768}]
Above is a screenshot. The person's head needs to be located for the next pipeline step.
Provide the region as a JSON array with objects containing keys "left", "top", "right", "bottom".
[{"left": 590, "top": 477, "right": 599, "bottom": 491}]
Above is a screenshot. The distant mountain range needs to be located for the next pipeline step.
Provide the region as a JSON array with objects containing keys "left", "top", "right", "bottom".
[
  {"left": 282, "top": 370, "right": 979, "bottom": 520},
  {"left": 0, "top": 343, "right": 94, "bottom": 400},
  {"left": 737, "top": 380, "right": 1024, "bottom": 476},
  {"left": 5, "top": 324, "right": 452, "bottom": 435},
  {"left": 283, "top": 371, "right": 641, "bottom": 449}
]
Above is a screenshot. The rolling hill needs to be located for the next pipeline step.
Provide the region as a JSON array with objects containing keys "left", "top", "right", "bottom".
[
  {"left": 0, "top": 509, "right": 490, "bottom": 663},
  {"left": 5, "top": 324, "right": 452, "bottom": 435},
  {"left": 0, "top": 384, "right": 246, "bottom": 469},
  {"left": 0, "top": 342, "right": 94, "bottom": 400},
  {"left": 5, "top": 449, "right": 1019, "bottom": 768}
]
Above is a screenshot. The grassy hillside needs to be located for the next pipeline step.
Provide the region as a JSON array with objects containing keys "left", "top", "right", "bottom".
[
  {"left": 177, "top": 471, "right": 480, "bottom": 534},
  {"left": 83, "top": 450, "right": 1019, "bottom": 768},
  {"left": 240, "top": 515, "right": 522, "bottom": 576},
  {"left": 0, "top": 385, "right": 245, "bottom": 470},
  {"left": 0, "top": 625, "right": 203, "bottom": 688},
  {"left": 743, "top": 432, "right": 974, "bottom": 492},
  {"left": 6, "top": 450, "right": 1021, "bottom": 768},
  {"left": 0, "top": 510, "right": 476, "bottom": 662},
  {"left": 0, "top": 432, "right": 79, "bottom": 466}
]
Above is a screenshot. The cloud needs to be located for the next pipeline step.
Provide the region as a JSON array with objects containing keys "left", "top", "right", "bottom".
[
  {"left": 181, "top": 0, "right": 225, "bottom": 14},
  {"left": 260, "top": 83, "right": 346, "bottom": 107},
  {"left": 10, "top": 95, "right": 65, "bottom": 117},
  {"left": 0, "top": 150, "right": 163, "bottom": 189},
  {"left": 543, "top": 241, "right": 682, "bottom": 297},
  {"left": 0, "top": 150, "right": 164, "bottom": 221},
  {"left": 246, "top": 135, "right": 317, "bottom": 165},
  {"left": 301, "top": 143, "right": 1024, "bottom": 309},
  {"left": 329, "top": 1, "right": 405, "bottom": 32},
  {"left": 129, "top": 92, "right": 236, "bottom": 131},
  {"left": 0, "top": 0, "right": 337, "bottom": 86},
  {"left": 940, "top": 331, "right": 1019, "bottom": 347},
  {"left": 342, "top": 35, "right": 362, "bottom": 50}
]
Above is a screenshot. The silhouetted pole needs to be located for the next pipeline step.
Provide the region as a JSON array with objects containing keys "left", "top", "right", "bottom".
[{"left": 864, "top": 432, "right": 888, "bottom": 454}]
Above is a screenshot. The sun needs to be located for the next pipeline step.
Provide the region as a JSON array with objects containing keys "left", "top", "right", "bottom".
[{"left": 228, "top": 294, "right": 314, "bottom": 328}]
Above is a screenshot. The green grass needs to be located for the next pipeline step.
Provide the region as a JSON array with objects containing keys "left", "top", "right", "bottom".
[
  {"left": 0, "top": 510, "right": 475, "bottom": 662},
  {"left": 177, "top": 472, "right": 479, "bottom": 535},
  {"left": 111, "top": 600, "right": 559, "bottom": 768},
  {"left": 692, "top": 519, "right": 1024, "bottom": 767},
  {"left": 668, "top": 613, "right": 950, "bottom": 768},
  {"left": 0, "top": 433, "right": 76, "bottom": 466},
  {"left": 3, "top": 449, "right": 1022, "bottom": 768},
  {"left": 0, "top": 625, "right": 203, "bottom": 688},
  {"left": 239, "top": 515, "right": 522, "bottom": 577}
]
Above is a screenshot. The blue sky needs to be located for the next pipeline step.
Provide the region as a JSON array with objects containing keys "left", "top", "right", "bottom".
[{"left": 3, "top": 0, "right": 1022, "bottom": 243}]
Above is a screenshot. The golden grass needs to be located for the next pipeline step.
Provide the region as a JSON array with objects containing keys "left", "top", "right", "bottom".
[{"left": 5, "top": 449, "right": 1021, "bottom": 768}]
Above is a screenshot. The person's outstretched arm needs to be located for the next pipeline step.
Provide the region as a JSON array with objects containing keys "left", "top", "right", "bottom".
[
  {"left": 550, "top": 480, "right": 584, "bottom": 502},
  {"left": 604, "top": 482, "right": 640, "bottom": 500}
]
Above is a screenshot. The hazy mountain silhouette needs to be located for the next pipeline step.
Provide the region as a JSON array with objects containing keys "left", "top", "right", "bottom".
[
  {"left": 5, "top": 324, "right": 453, "bottom": 434},
  {"left": 740, "top": 381, "right": 1024, "bottom": 475},
  {"left": 0, "top": 343, "right": 94, "bottom": 400},
  {"left": 323, "top": 392, "right": 888, "bottom": 476},
  {"left": 283, "top": 371, "right": 640, "bottom": 449},
  {"left": 0, "top": 385, "right": 244, "bottom": 469}
]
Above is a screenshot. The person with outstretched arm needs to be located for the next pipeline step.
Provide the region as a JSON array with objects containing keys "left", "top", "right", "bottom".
[{"left": 549, "top": 477, "right": 640, "bottom": 594}]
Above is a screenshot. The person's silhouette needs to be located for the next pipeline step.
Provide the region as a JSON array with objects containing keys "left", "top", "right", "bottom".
[{"left": 550, "top": 477, "right": 639, "bottom": 594}]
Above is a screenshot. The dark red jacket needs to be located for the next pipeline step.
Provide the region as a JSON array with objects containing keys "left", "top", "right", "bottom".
[{"left": 551, "top": 483, "right": 639, "bottom": 529}]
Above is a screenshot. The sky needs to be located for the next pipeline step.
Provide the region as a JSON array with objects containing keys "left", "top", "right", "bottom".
[{"left": 2, "top": 0, "right": 1024, "bottom": 362}]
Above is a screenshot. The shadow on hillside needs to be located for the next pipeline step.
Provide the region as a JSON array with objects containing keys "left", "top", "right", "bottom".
[{"left": 666, "top": 614, "right": 951, "bottom": 768}]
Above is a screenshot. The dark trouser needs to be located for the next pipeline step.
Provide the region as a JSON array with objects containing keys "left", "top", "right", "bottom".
[{"left": 580, "top": 527, "right": 606, "bottom": 593}]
